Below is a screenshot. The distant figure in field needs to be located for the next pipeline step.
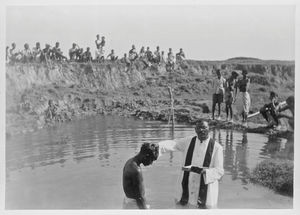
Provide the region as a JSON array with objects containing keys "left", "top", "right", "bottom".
[
  {"left": 129, "top": 45, "right": 138, "bottom": 62},
  {"left": 166, "top": 48, "right": 175, "bottom": 72},
  {"left": 21, "top": 43, "right": 32, "bottom": 63},
  {"left": 82, "top": 47, "right": 93, "bottom": 62},
  {"left": 236, "top": 70, "right": 251, "bottom": 124},
  {"left": 224, "top": 71, "right": 239, "bottom": 122},
  {"left": 52, "top": 42, "right": 68, "bottom": 61},
  {"left": 176, "top": 48, "right": 186, "bottom": 62},
  {"left": 212, "top": 69, "right": 226, "bottom": 120},
  {"left": 123, "top": 142, "right": 159, "bottom": 209},
  {"left": 153, "top": 46, "right": 161, "bottom": 64},
  {"left": 32, "top": 42, "right": 42, "bottom": 62},
  {"left": 107, "top": 49, "right": 118, "bottom": 61}
]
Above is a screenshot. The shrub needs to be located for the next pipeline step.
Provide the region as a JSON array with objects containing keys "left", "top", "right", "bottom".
[{"left": 250, "top": 159, "right": 293, "bottom": 196}]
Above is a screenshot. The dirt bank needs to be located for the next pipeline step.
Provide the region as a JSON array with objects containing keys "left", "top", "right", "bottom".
[{"left": 6, "top": 58, "right": 294, "bottom": 136}]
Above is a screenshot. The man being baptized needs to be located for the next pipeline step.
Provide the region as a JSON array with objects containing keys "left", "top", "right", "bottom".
[{"left": 122, "top": 142, "right": 159, "bottom": 209}]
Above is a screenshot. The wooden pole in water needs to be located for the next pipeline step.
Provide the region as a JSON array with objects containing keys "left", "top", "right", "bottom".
[{"left": 168, "top": 86, "right": 175, "bottom": 129}]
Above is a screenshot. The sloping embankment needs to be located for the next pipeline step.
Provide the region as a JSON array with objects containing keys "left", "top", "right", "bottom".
[{"left": 6, "top": 59, "right": 294, "bottom": 135}]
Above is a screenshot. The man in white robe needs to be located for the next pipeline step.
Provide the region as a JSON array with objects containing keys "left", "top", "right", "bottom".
[{"left": 157, "top": 120, "right": 224, "bottom": 208}]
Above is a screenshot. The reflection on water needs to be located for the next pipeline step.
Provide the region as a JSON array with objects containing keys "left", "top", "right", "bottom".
[{"left": 6, "top": 115, "right": 293, "bottom": 209}]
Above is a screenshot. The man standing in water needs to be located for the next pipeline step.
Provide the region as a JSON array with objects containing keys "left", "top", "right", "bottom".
[
  {"left": 236, "top": 70, "right": 251, "bottom": 125},
  {"left": 123, "top": 142, "right": 159, "bottom": 209},
  {"left": 157, "top": 120, "right": 224, "bottom": 209}
]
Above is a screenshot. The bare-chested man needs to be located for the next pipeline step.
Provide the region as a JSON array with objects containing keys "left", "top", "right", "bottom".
[{"left": 122, "top": 142, "right": 159, "bottom": 209}]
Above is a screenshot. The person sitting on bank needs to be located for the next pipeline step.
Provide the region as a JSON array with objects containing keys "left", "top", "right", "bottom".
[
  {"left": 160, "top": 51, "right": 166, "bottom": 64},
  {"left": 123, "top": 142, "right": 159, "bottom": 209},
  {"left": 69, "top": 43, "right": 79, "bottom": 61},
  {"left": 32, "top": 42, "right": 42, "bottom": 62},
  {"left": 52, "top": 42, "right": 68, "bottom": 61},
  {"left": 145, "top": 46, "right": 153, "bottom": 63},
  {"left": 166, "top": 48, "right": 175, "bottom": 72},
  {"left": 139, "top": 46, "right": 146, "bottom": 59},
  {"left": 41, "top": 44, "right": 52, "bottom": 62},
  {"left": 45, "top": 99, "right": 58, "bottom": 122},
  {"left": 21, "top": 43, "right": 33, "bottom": 63},
  {"left": 76, "top": 48, "right": 84, "bottom": 62},
  {"left": 153, "top": 46, "right": 161, "bottom": 64},
  {"left": 82, "top": 47, "right": 93, "bottom": 62},
  {"left": 9, "top": 42, "right": 22, "bottom": 63},
  {"left": 212, "top": 69, "right": 226, "bottom": 120},
  {"left": 176, "top": 48, "right": 186, "bottom": 62},
  {"left": 129, "top": 45, "right": 138, "bottom": 62},
  {"left": 121, "top": 53, "right": 131, "bottom": 67},
  {"left": 107, "top": 49, "right": 118, "bottom": 62}
]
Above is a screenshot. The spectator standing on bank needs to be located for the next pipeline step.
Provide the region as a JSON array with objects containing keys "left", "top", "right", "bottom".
[{"left": 211, "top": 69, "right": 226, "bottom": 120}]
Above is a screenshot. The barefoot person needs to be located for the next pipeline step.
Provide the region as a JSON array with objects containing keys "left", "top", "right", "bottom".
[
  {"left": 225, "top": 71, "right": 239, "bottom": 122},
  {"left": 157, "top": 120, "right": 224, "bottom": 209},
  {"left": 212, "top": 69, "right": 226, "bottom": 120},
  {"left": 236, "top": 70, "right": 251, "bottom": 124},
  {"left": 122, "top": 142, "right": 159, "bottom": 209}
]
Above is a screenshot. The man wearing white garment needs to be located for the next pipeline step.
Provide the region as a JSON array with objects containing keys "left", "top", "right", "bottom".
[{"left": 157, "top": 119, "right": 224, "bottom": 209}]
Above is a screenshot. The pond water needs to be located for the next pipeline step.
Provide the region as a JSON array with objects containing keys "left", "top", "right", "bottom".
[{"left": 5, "top": 115, "right": 293, "bottom": 209}]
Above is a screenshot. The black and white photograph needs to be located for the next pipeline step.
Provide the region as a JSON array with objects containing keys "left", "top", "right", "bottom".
[{"left": 1, "top": 0, "right": 299, "bottom": 214}]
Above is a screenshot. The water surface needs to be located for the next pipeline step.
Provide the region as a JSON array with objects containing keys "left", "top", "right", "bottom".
[{"left": 6, "top": 115, "right": 293, "bottom": 209}]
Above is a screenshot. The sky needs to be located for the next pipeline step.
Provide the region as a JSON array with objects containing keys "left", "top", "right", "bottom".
[{"left": 6, "top": 5, "right": 295, "bottom": 61}]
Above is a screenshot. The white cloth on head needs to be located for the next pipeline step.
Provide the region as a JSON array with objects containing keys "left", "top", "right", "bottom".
[{"left": 158, "top": 136, "right": 224, "bottom": 208}]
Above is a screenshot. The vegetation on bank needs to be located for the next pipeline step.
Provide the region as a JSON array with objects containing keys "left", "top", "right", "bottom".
[{"left": 250, "top": 159, "right": 293, "bottom": 196}]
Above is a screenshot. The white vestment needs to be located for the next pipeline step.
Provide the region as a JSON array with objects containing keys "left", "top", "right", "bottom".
[{"left": 158, "top": 136, "right": 224, "bottom": 208}]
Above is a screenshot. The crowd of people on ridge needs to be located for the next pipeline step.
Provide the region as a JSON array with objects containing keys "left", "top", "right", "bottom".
[{"left": 6, "top": 34, "right": 186, "bottom": 71}]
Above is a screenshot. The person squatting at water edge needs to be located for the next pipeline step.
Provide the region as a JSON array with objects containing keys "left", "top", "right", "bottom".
[
  {"left": 122, "top": 142, "right": 159, "bottom": 209},
  {"left": 157, "top": 119, "right": 224, "bottom": 209},
  {"left": 258, "top": 92, "right": 294, "bottom": 129}
]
